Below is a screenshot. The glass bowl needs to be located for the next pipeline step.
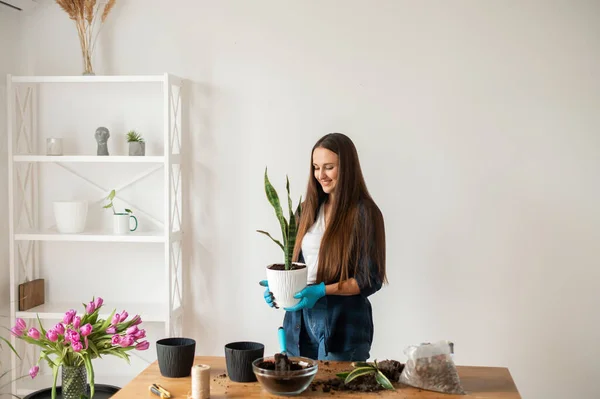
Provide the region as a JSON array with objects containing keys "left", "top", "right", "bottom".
[{"left": 252, "top": 356, "right": 318, "bottom": 396}]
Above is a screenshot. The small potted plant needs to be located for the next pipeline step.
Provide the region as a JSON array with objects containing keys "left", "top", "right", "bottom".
[
  {"left": 257, "top": 168, "right": 306, "bottom": 309},
  {"left": 126, "top": 130, "right": 145, "bottom": 156},
  {"left": 103, "top": 189, "right": 138, "bottom": 234}
]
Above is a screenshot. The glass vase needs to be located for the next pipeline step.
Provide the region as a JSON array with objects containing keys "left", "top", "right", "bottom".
[{"left": 61, "top": 365, "right": 88, "bottom": 399}]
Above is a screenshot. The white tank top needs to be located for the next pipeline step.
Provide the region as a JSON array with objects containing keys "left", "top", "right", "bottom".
[{"left": 301, "top": 205, "right": 326, "bottom": 284}]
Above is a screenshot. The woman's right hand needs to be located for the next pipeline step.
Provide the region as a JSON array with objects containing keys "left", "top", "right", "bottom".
[{"left": 259, "top": 280, "right": 277, "bottom": 308}]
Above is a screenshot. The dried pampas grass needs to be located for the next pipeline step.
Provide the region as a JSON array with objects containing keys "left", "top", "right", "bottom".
[{"left": 55, "top": 0, "right": 117, "bottom": 74}]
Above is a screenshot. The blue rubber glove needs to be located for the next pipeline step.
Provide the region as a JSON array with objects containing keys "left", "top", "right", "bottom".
[
  {"left": 284, "top": 282, "right": 326, "bottom": 312},
  {"left": 259, "top": 280, "right": 277, "bottom": 308}
]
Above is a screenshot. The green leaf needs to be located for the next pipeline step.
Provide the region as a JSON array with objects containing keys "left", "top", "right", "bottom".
[
  {"left": 256, "top": 230, "right": 285, "bottom": 252},
  {"left": 344, "top": 367, "right": 376, "bottom": 384},
  {"left": 51, "top": 364, "right": 59, "bottom": 399},
  {"left": 375, "top": 370, "right": 395, "bottom": 390},
  {"left": 285, "top": 176, "right": 295, "bottom": 270},
  {"left": 107, "top": 190, "right": 116, "bottom": 200},
  {"left": 36, "top": 313, "right": 47, "bottom": 337},
  {"left": 0, "top": 336, "right": 20, "bottom": 360},
  {"left": 124, "top": 208, "right": 132, "bottom": 214},
  {"left": 336, "top": 372, "right": 350, "bottom": 379},
  {"left": 84, "top": 355, "right": 95, "bottom": 398},
  {"left": 102, "top": 204, "right": 113, "bottom": 209},
  {"left": 264, "top": 167, "right": 288, "bottom": 246}
]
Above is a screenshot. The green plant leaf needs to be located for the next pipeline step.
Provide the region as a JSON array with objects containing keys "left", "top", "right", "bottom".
[
  {"left": 285, "top": 176, "right": 295, "bottom": 270},
  {"left": 84, "top": 355, "right": 95, "bottom": 398},
  {"left": 264, "top": 167, "right": 288, "bottom": 246},
  {"left": 102, "top": 204, "right": 113, "bottom": 209},
  {"left": 124, "top": 208, "right": 132, "bottom": 214},
  {"left": 336, "top": 372, "right": 350, "bottom": 379},
  {"left": 0, "top": 336, "right": 20, "bottom": 360},
  {"left": 344, "top": 367, "right": 376, "bottom": 384},
  {"left": 256, "top": 230, "right": 285, "bottom": 252},
  {"left": 375, "top": 370, "right": 395, "bottom": 390},
  {"left": 107, "top": 190, "right": 116, "bottom": 201}
]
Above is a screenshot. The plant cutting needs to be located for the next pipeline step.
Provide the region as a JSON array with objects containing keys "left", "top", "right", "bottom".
[
  {"left": 126, "top": 130, "right": 145, "bottom": 156},
  {"left": 257, "top": 167, "right": 306, "bottom": 309},
  {"left": 103, "top": 189, "right": 138, "bottom": 234},
  {"left": 336, "top": 361, "right": 395, "bottom": 390},
  {"left": 10, "top": 297, "right": 149, "bottom": 399}
]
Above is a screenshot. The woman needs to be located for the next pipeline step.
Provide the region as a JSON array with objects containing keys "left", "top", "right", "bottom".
[{"left": 261, "top": 132, "right": 387, "bottom": 361}]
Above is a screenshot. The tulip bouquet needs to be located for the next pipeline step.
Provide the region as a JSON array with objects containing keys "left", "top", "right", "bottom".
[{"left": 11, "top": 297, "right": 149, "bottom": 399}]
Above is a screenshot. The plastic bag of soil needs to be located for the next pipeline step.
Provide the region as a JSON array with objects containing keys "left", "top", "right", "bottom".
[{"left": 399, "top": 340, "right": 466, "bottom": 395}]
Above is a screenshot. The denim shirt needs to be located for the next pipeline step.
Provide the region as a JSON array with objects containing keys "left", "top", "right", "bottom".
[{"left": 283, "top": 202, "right": 383, "bottom": 355}]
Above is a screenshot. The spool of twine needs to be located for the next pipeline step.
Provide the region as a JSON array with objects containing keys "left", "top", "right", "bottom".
[{"left": 188, "top": 364, "right": 211, "bottom": 399}]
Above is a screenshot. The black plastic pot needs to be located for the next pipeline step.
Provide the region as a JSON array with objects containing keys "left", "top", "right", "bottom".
[
  {"left": 156, "top": 337, "right": 196, "bottom": 378},
  {"left": 224, "top": 341, "right": 265, "bottom": 382}
]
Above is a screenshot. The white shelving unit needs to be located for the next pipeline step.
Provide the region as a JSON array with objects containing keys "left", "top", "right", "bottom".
[{"left": 6, "top": 74, "right": 185, "bottom": 396}]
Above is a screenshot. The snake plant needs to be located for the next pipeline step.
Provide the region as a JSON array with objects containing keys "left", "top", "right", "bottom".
[
  {"left": 336, "top": 360, "right": 395, "bottom": 390},
  {"left": 257, "top": 167, "right": 302, "bottom": 270}
]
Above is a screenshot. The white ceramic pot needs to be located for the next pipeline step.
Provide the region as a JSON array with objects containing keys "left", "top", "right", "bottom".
[
  {"left": 53, "top": 201, "right": 88, "bottom": 233},
  {"left": 266, "top": 263, "right": 308, "bottom": 309}
]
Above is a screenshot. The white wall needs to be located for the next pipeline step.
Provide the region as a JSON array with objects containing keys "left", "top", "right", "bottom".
[
  {"left": 0, "top": 4, "right": 21, "bottom": 392},
  {"left": 7, "top": 0, "right": 600, "bottom": 398}
]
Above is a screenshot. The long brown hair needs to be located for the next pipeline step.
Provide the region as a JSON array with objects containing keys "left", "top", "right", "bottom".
[{"left": 293, "top": 133, "right": 387, "bottom": 286}]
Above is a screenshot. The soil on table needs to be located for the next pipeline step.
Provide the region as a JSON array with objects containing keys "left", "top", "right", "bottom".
[
  {"left": 268, "top": 264, "right": 306, "bottom": 271},
  {"left": 311, "top": 360, "right": 405, "bottom": 393}
]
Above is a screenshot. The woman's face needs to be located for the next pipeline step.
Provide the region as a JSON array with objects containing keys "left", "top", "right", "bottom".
[{"left": 313, "top": 147, "right": 339, "bottom": 194}]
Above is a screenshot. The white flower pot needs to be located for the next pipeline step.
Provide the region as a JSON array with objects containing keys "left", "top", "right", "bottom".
[
  {"left": 266, "top": 263, "right": 307, "bottom": 309},
  {"left": 53, "top": 201, "right": 88, "bottom": 233}
]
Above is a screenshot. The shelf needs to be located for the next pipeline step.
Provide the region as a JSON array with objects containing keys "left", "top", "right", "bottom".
[
  {"left": 16, "top": 302, "right": 168, "bottom": 323},
  {"left": 13, "top": 155, "right": 169, "bottom": 163},
  {"left": 15, "top": 230, "right": 167, "bottom": 243},
  {"left": 16, "top": 374, "right": 134, "bottom": 396},
  {"left": 11, "top": 74, "right": 178, "bottom": 84}
]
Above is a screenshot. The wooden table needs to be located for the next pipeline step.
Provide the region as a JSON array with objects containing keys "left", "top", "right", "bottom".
[{"left": 111, "top": 356, "right": 521, "bottom": 398}]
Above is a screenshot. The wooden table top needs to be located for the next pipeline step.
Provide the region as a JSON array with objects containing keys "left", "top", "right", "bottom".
[{"left": 111, "top": 356, "right": 521, "bottom": 398}]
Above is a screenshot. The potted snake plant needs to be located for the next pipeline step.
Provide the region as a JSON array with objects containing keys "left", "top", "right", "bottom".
[{"left": 257, "top": 168, "right": 306, "bottom": 309}]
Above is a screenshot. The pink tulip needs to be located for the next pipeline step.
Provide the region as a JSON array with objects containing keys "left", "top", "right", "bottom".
[
  {"left": 111, "top": 335, "right": 121, "bottom": 345},
  {"left": 119, "top": 311, "right": 128, "bottom": 322},
  {"left": 134, "top": 329, "right": 146, "bottom": 340},
  {"left": 86, "top": 301, "right": 96, "bottom": 314},
  {"left": 94, "top": 297, "right": 103, "bottom": 308},
  {"left": 46, "top": 330, "right": 58, "bottom": 342},
  {"left": 72, "top": 341, "right": 83, "bottom": 352},
  {"left": 111, "top": 313, "right": 120, "bottom": 326},
  {"left": 28, "top": 328, "right": 40, "bottom": 340},
  {"left": 80, "top": 323, "right": 93, "bottom": 336},
  {"left": 126, "top": 326, "right": 138, "bottom": 335},
  {"left": 15, "top": 318, "right": 26, "bottom": 331},
  {"left": 105, "top": 326, "right": 116, "bottom": 334},
  {"left": 54, "top": 323, "right": 65, "bottom": 335},
  {"left": 65, "top": 329, "right": 80, "bottom": 343},
  {"left": 130, "top": 315, "right": 142, "bottom": 326},
  {"left": 63, "top": 309, "right": 76, "bottom": 325},
  {"left": 119, "top": 335, "right": 134, "bottom": 347},
  {"left": 73, "top": 316, "right": 81, "bottom": 329},
  {"left": 135, "top": 341, "right": 149, "bottom": 351},
  {"left": 29, "top": 365, "right": 39, "bottom": 379},
  {"left": 10, "top": 327, "right": 23, "bottom": 337}
]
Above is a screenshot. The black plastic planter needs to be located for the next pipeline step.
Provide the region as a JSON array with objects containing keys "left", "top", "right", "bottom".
[
  {"left": 156, "top": 337, "right": 196, "bottom": 378},
  {"left": 224, "top": 341, "right": 265, "bottom": 382}
]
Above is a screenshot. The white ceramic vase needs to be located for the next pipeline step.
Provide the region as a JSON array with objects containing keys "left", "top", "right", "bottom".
[
  {"left": 265, "top": 263, "right": 308, "bottom": 309},
  {"left": 53, "top": 201, "right": 88, "bottom": 233}
]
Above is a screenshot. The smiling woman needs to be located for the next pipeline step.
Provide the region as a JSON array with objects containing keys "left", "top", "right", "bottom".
[{"left": 261, "top": 132, "right": 387, "bottom": 362}]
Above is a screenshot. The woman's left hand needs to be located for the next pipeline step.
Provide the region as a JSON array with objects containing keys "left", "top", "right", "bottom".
[{"left": 284, "top": 283, "right": 326, "bottom": 312}]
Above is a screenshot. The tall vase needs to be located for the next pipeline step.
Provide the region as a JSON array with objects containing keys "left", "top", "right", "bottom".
[
  {"left": 82, "top": 48, "right": 95, "bottom": 76},
  {"left": 61, "top": 365, "right": 88, "bottom": 399}
]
